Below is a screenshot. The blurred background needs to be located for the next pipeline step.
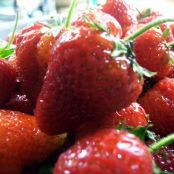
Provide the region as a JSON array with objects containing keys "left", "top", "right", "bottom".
[{"left": 0, "top": 0, "right": 174, "bottom": 38}]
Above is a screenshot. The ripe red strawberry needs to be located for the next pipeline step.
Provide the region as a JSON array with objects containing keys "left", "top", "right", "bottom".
[
  {"left": 133, "top": 27, "right": 171, "bottom": 79},
  {"left": 37, "top": 31, "right": 55, "bottom": 68},
  {"left": 138, "top": 10, "right": 173, "bottom": 42},
  {"left": 115, "top": 102, "right": 148, "bottom": 127},
  {"left": 170, "top": 23, "right": 174, "bottom": 37},
  {"left": 4, "top": 93, "right": 33, "bottom": 114},
  {"left": 0, "top": 109, "right": 66, "bottom": 174},
  {"left": 0, "top": 59, "right": 16, "bottom": 106},
  {"left": 139, "top": 78, "right": 174, "bottom": 136},
  {"left": 138, "top": 10, "right": 161, "bottom": 25},
  {"left": 54, "top": 129, "right": 153, "bottom": 174},
  {"left": 100, "top": 0, "right": 138, "bottom": 37},
  {"left": 72, "top": 9, "right": 122, "bottom": 37},
  {"left": 153, "top": 146, "right": 174, "bottom": 172},
  {"left": 35, "top": 26, "right": 143, "bottom": 135},
  {"left": 16, "top": 27, "right": 54, "bottom": 107},
  {"left": 75, "top": 102, "right": 148, "bottom": 139},
  {"left": 13, "top": 22, "right": 47, "bottom": 45}
]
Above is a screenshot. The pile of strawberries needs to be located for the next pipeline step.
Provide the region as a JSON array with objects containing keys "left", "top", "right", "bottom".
[{"left": 0, "top": 0, "right": 174, "bottom": 173}]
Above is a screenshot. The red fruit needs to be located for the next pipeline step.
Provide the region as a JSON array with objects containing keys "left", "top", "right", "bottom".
[
  {"left": 4, "top": 93, "right": 33, "bottom": 114},
  {"left": 138, "top": 10, "right": 161, "bottom": 25},
  {"left": 138, "top": 10, "right": 173, "bottom": 42},
  {"left": 13, "top": 22, "right": 47, "bottom": 45},
  {"left": 133, "top": 27, "right": 171, "bottom": 79},
  {"left": 16, "top": 30, "right": 43, "bottom": 106},
  {"left": 37, "top": 31, "right": 55, "bottom": 68},
  {"left": 54, "top": 129, "right": 153, "bottom": 174},
  {"left": 153, "top": 146, "right": 174, "bottom": 172},
  {"left": 139, "top": 78, "right": 174, "bottom": 136},
  {"left": 16, "top": 28, "right": 54, "bottom": 106},
  {"left": 72, "top": 9, "right": 122, "bottom": 37},
  {"left": 0, "top": 109, "right": 66, "bottom": 174},
  {"left": 115, "top": 102, "right": 148, "bottom": 127},
  {"left": 75, "top": 102, "right": 148, "bottom": 139},
  {"left": 35, "top": 26, "right": 143, "bottom": 135},
  {"left": 100, "top": 0, "right": 138, "bottom": 37},
  {"left": 0, "top": 59, "right": 16, "bottom": 106},
  {"left": 170, "top": 23, "right": 174, "bottom": 37}
]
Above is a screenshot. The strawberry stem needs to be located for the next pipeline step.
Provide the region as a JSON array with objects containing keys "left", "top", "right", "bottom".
[
  {"left": 64, "top": 0, "right": 78, "bottom": 28},
  {"left": 149, "top": 133, "right": 174, "bottom": 153},
  {"left": 124, "top": 18, "right": 174, "bottom": 42},
  {"left": 167, "top": 40, "right": 174, "bottom": 48},
  {"left": 6, "top": 11, "right": 19, "bottom": 49}
]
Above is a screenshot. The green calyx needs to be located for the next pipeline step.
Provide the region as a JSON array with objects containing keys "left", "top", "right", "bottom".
[
  {"left": 137, "top": 8, "right": 152, "bottom": 21},
  {"left": 117, "top": 123, "right": 157, "bottom": 142},
  {"left": 0, "top": 12, "right": 19, "bottom": 58},
  {"left": 86, "top": 17, "right": 174, "bottom": 79}
]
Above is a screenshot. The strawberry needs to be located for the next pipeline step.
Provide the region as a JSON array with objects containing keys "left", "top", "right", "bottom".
[
  {"left": 115, "top": 102, "right": 148, "bottom": 127},
  {"left": 35, "top": 26, "right": 143, "bottom": 135},
  {"left": 170, "top": 23, "right": 174, "bottom": 37},
  {"left": 72, "top": 9, "right": 122, "bottom": 37},
  {"left": 16, "top": 26, "right": 54, "bottom": 107},
  {"left": 133, "top": 27, "right": 171, "bottom": 79},
  {"left": 0, "top": 109, "right": 66, "bottom": 174},
  {"left": 139, "top": 78, "right": 174, "bottom": 136},
  {"left": 54, "top": 129, "right": 153, "bottom": 174},
  {"left": 100, "top": 0, "right": 138, "bottom": 37},
  {"left": 138, "top": 10, "right": 161, "bottom": 25},
  {"left": 153, "top": 145, "right": 174, "bottom": 172},
  {"left": 75, "top": 102, "right": 148, "bottom": 139},
  {"left": 3, "top": 93, "right": 33, "bottom": 114},
  {"left": 0, "top": 59, "right": 16, "bottom": 106},
  {"left": 13, "top": 22, "right": 47, "bottom": 45},
  {"left": 138, "top": 10, "right": 174, "bottom": 42},
  {"left": 37, "top": 31, "right": 55, "bottom": 68}
]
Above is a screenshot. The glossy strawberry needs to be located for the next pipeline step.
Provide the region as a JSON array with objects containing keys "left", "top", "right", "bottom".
[
  {"left": 72, "top": 9, "right": 122, "bottom": 37},
  {"left": 75, "top": 102, "right": 148, "bottom": 139},
  {"left": 0, "top": 109, "right": 66, "bottom": 174},
  {"left": 37, "top": 31, "right": 55, "bottom": 68},
  {"left": 170, "top": 23, "right": 174, "bottom": 37},
  {"left": 115, "top": 102, "right": 148, "bottom": 127},
  {"left": 0, "top": 59, "right": 16, "bottom": 106},
  {"left": 4, "top": 93, "right": 33, "bottom": 114},
  {"left": 13, "top": 22, "right": 47, "bottom": 45},
  {"left": 35, "top": 26, "right": 142, "bottom": 135},
  {"left": 138, "top": 10, "right": 161, "bottom": 25},
  {"left": 153, "top": 146, "right": 174, "bottom": 172},
  {"left": 100, "top": 0, "right": 138, "bottom": 37},
  {"left": 16, "top": 27, "right": 54, "bottom": 106},
  {"left": 133, "top": 27, "right": 171, "bottom": 79},
  {"left": 138, "top": 10, "right": 173, "bottom": 42},
  {"left": 139, "top": 78, "right": 174, "bottom": 136},
  {"left": 54, "top": 129, "right": 153, "bottom": 174}
]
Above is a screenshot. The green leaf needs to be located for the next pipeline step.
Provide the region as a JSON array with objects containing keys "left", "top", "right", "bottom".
[
  {"left": 0, "top": 48, "right": 15, "bottom": 58},
  {"left": 125, "top": 41, "right": 157, "bottom": 80},
  {"left": 163, "top": 28, "right": 170, "bottom": 39},
  {"left": 0, "top": 12, "right": 18, "bottom": 59},
  {"left": 117, "top": 123, "right": 157, "bottom": 142},
  {"left": 132, "top": 59, "right": 157, "bottom": 81},
  {"left": 130, "top": 125, "right": 157, "bottom": 142},
  {"left": 137, "top": 8, "right": 152, "bottom": 21},
  {"left": 169, "top": 57, "right": 174, "bottom": 65},
  {"left": 111, "top": 40, "right": 127, "bottom": 57}
]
